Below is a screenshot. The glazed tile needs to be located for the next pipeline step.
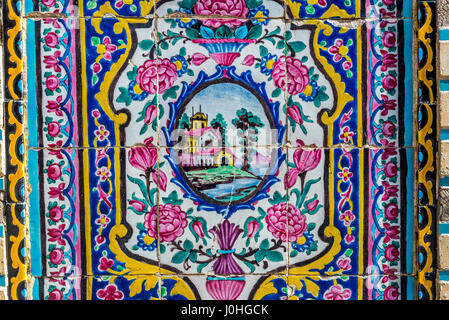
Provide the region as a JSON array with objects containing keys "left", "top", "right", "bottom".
[{"left": 155, "top": 18, "right": 287, "bottom": 148}]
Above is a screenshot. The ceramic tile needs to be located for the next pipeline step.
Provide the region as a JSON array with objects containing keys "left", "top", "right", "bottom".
[
  {"left": 156, "top": 0, "right": 285, "bottom": 19},
  {"left": 156, "top": 18, "right": 287, "bottom": 148},
  {"left": 20, "top": 0, "right": 419, "bottom": 301}
]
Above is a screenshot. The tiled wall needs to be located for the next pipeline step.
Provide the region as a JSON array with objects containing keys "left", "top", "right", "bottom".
[{"left": 439, "top": 2, "right": 449, "bottom": 298}]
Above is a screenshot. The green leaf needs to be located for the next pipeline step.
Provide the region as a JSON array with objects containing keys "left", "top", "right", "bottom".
[
  {"left": 289, "top": 41, "right": 306, "bottom": 53},
  {"left": 136, "top": 223, "right": 147, "bottom": 232},
  {"left": 307, "top": 223, "right": 316, "bottom": 232},
  {"left": 116, "top": 87, "right": 132, "bottom": 106},
  {"left": 178, "top": 0, "right": 197, "bottom": 9},
  {"left": 127, "top": 66, "right": 138, "bottom": 81},
  {"left": 189, "top": 251, "right": 197, "bottom": 262},
  {"left": 243, "top": 260, "right": 255, "bottom": 272},
  {"left": 200, "top": 26, "right": 215, "bottom": 39},
  {"left": 246, "top": 25, "right": 262, "bottom": 39},
  {"left": 183, "top": 239, "right": 193, "bottom": 251},
  {"left": 179, "top": 47, "right": 187, "bottom": 56},
  {"left": 197, "top": 262, "right": 209, "bottom": 272},
  {"left": 171, "top": 251, "right": 190, "bottom": 264},
  {"left": 260, "top": 239, "right": 270, "bottom": 250},
  {"left": 162, "top": 85, "right": 180, "bottom": 100},
  {"left": 215, "top": 25, "right": 233, "bottom": 39},
  {"left": 259, "top": 45, "right": 268, "bottom": 57},
  {"left": 139, "top": 39, "right": 154, "bottom": 51},
  {"left": 245, "top": 0, "right": 262, "bottom": 9},
  {"left": 127, "top": 174, "right": 150, "bottom": 204},
  {"left": 255, "top": 249, "right": 266, "bottom": 263},
  {"left": 185, "top": 27, "right": 200, "bottom": 39},
  {"left": 235, "top": 25, "right": 248, "bottom": 39},
  {"left": 272, "top": 87, "right": 282, "bottom": 98},
  {"left": 266, "top": 251, "right": 283, "bottom": 262}
]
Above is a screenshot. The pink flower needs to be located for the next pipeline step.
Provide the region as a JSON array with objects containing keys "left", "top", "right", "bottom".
[
  {"left": 48, "top": 224, "right": 66, "bottom": 245},
  {"left": 144, "top": 204, "right": 188, "bottom": 242},
  {"left": 382, "top": 121, "right": 395, "bottom": 137},
  {"left": 384, "top": 203, "right": 398, "bottom": 221},
  {"left": 98, "top": 256, "right": 114, "bottom": 271},
  {"left": 95, "top": 166, "right": 112, "bottom": 182},
  {"left": 152, "top": 170, "right": 167, "bottom": 192},
  {"left": 382, "top": 74, "right": 397, "bottom": 90},
  {"left": 380, "top": 139, "right": 398, "bottom": 159},
  {"left": 92, "top": 62, "right": 101, "bottom": 74},
  {"left": 247, "top": 220, "right": 260, "bottom": 238},
  {"left": 129, "top": 200, "right": 145, "bottom": 212},
  {"left": 128, "top": 138, "right": 157, "bottom": 171},
  {"left": 383, "top": 223, "right": 400, "bottom": 243},
  {"left": 192, "top": 220, "right": 205, "bottom": 238},
  {"left": 46, "top": 95, "right": 63, "bottom": 116},
  {"left": 339, "top": 126, "right": 354, "bottom": 143},
  {"left": 49, "top": 206, "right": 64, "bottom": 222},
  {"left": 47, "top": 121, "right": 61, "bottom": 137},
  {"left": 94, "top": 125, "right": 109, "bottom": 141},
  {"left": 95, "top": 214, "right": 111, "bottom": 228},
  {"left": 344, "top": 233, "right": 355, "bottom": 244},
  {"left": 48, "top": 183, "right": 65, "bottom": 201},
  {"left": 272, "top": 56, "right": 309, "bottom": 95},
  {"left": 95, "top": 234, "right": 105, "bottom": 245},
  {"left": 328, "top": 39, "right": 346, "bottom": 62},
  {"left": 265, "top": 203, "right": 307, "bottom": 242},
  {"left": 136, "top": 59, "right": 177, "bottom": 94},
  {"left": 381, "top": 181, "right": 398, "bottom": 201},
  {"left": 285, "top": 139, "right": 321, "bottom": 188},
  {"left": 97, "top": 285, "right": 124, "bottom": 300},
  {"left": 46, "top": 75, "right": 60, "bottom": 91},
  {"left": 339, "top": 210, "right": 355, "bottom": 227},
  {"left": 380, "top": 95, "right": 397, "bottom": 116},
  {"left": 192, "top": 52, "right": 209, "bottom": 66},
  {"left": 45, "top": 32, "right": 59, "bottom": 48},
  {"left": 384, "top": 285, "right": 399, "bottom": 300},
  {"left": 324, "top": 285, "right": 351, "bottom": 300},
  {"left": 41, "top": 0, "right": 56, "bottom": 7},
  {"left": 382, "top": 31, "right": 396, "bottom": 48},
  {"left": 49, "top": 248, "right": 64, "bottom": 265},
  {"left": 306, "top": 199, "right": 319, "bottom": 212},
  {"left": 381, "top": 265, "right": 398, "bottom": 282},
  {"left": 380, "top": 50, "right": 397, "bottom": 71},
  {"left": 48, "top": 289, "right": 63, "bottom": 300},
  {"left": 385, "top": 244, "right": 399, "bottom": 262},
  {"left": 193, "top": 0, "right": 249, "bottom": 28},
  {"left": 47, "top": 163, "right": 62, "bottom": 181},
  {"left": 337, "top": 257, "right": 351, "bottom": 271},
  {"left": 242, "top": 55, "right": 255, "bottom": 66},
  {"left": 384, "top": 161, "right": 398, "bottom": 178},
  {"left": 287, "top": 105, "right": 304, "bottom": 125},
  {"left": 144, "top": 104, "right": 157, "bottom": 125},
  {"left": 100, "top": 36, "right": 117, "bottom": 61},
  {"left": 337, "top": 167, "right": 353, "bottom": 183}
]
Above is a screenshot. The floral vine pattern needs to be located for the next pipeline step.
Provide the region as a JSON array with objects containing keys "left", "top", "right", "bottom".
[{"left": 28, "top": 0, "right": 415, "bottom": 301}]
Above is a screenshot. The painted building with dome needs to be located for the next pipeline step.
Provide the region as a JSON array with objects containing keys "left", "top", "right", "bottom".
[{"left": 179, "top": 106, "right": 236, "bottom": 171}]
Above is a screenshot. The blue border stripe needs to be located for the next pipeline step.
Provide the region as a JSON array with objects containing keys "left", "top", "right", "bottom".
[
  {"left": 441, "top": 177, "right": 449, "bottom": 187},
  {"left": 441, "top": 130, "right": 449, "bottom": 141},
  {"left": 439, "top": 223, "right": 449, "bottom": 235},
  {"left": 26, "top": 20, "right": 42, "bottom": 280},
  {"left": 404, "top": 19, "right": 413, "bottom": 147},
  {"left": 406, "top": 149, "right": 414, "bottom": 274},
  {"left": 440, "top": 29, "right": 449, "bottom": 41},
  {"left": 440, "top": 271, "right": 449, "bottom": 282},
  {"left": 0, "top": 276, "right": 5, "bottom": 287},
  {"left": 0, "top": 225, "right": 3, "bottom": 237},
  {"left": 441, "top": 80, "right": 449, "bottom": 92}
]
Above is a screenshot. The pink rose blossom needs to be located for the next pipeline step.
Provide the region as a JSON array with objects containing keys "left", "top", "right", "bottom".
[
  {"left": 136, "top": 59, "right": 177, "bottom": 94},
  {"left": 272, "top": 56, "right": 309, "bottom": 95},
  {"left": 384, "top": 203, "right": 398, "bottom": 221},
  {"left": 384, "top": 285, "right": 399, "bottom": 300},
  {"left": 49, "top": 248, "right": 64, "bottom": 265},
  {"left": 144, "top": 203, "right": 188, "bottom": 242},
  {"left": 45, "top": 32, "right": 59, "bottom": 48},
  {"left": 265, "top": 203, "right": 307, "bottom": 242},
  {"left": 382, "top": 74, "right": 397, "bottom": 90},
  {"left": 324, "top": 285, "right": 351, "bottom": 300},
  {"left": 192, "top": 52, "right": 209, "bottom": 66},
  {"left": 384, "top": 161, "right": 398, "bottom": 178},
  {"left": 385, "top": 244, "right": 399, "bottom": 262},
  {"left": 47, "top": 121, "right": 61, "bottom": 137},
  {"left": 46, "top": 75, "right": 60, "bottom": 91},
  {"left": 382, "top": 31, "right": 396, "bottom": 48},
  {"left": 49, "top": 206, "right": 64, "bottom": 222},
  {"left": 129, "top": 200, "right": 145, "bottom": 212},
  {"left": 193, "top": 0, "right": 249, "bottom": 28},
  {"left": 48, "top": 289, "right": 63, "bottom": 300},
  {"left": 97, "top": 285, "right": 124, "bottom": 300},
  {"left": 47, "top": 163, "right": 62, "bottom": 181}
]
